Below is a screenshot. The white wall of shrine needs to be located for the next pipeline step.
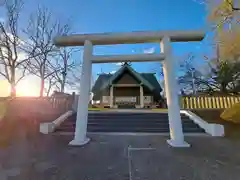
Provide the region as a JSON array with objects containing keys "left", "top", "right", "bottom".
[{"left": 101, "top": 95, "right": 153, "bottom": 104}]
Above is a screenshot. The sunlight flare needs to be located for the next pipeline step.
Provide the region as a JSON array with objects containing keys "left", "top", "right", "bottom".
[{"left": 16, "top": 81, "right": 39, "bottom": 97}]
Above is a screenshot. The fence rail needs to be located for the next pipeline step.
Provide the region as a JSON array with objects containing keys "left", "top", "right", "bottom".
[
  {"left": 48, "top": 96, "right": 74, "bottom": 111},
  {"left": 0, "top": 95, "right": 74, "bottom": 112},
  {"left": 181, "top": 96, "right": 240, "bottom": 109},
  {"left": 1, "top": 95, "right": 240, "bottom": 110}
]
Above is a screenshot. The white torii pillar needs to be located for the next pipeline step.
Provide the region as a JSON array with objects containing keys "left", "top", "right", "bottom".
[
  {"left": 54, "top": 30, "right": 205, "bottom": 147},
  {"left": 161, "top": 37, "right": 189, "bottom": 147},
  {"left": 69, "top": 40, "right": 93, "bottom": 145}
]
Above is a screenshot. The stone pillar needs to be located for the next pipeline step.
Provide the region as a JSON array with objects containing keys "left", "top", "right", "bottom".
[
  {"left": 140, "top": 85, "right": 144, "bottom": 108},
  {"left": 160, "top": 36, "right": 190, "bottom": 147},
  {"left": 110, "top": 85, "right": 113, "bottom": 108},
  {"left": 69, "top": 40, "right": 93, "bottom": 146}
]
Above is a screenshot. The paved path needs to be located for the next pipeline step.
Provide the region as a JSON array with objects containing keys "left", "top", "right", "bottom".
[{"left": 1, "top": 134, "right": 240, "bottom": 180}]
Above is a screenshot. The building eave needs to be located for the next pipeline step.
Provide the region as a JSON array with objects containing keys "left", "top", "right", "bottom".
[{"left": 100, "top": 64, "right": 155, "bottom": 91}]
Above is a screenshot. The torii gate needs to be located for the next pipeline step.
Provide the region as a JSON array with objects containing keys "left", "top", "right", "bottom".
[{"left": 54, "top": 30, "right": 205, "bottom": 147}]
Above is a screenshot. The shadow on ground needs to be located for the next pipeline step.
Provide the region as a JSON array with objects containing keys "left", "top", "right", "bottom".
[{"left": 0, "top": 134, "right": 240, "bottom": 180}]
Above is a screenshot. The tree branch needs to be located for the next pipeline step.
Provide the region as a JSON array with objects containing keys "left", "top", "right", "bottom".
[
  {"left": 0, "top": 70, "right": 9, "bottom": 80},
  {"left": 15, "top": 65, "right": 28, "bottom": 84}
]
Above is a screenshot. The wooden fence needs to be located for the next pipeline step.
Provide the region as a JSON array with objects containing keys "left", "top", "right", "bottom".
[
  {"left": 0, "top": 95, "right": 74, "bottom": 112},
  {"left": 48, "top": 95, "right": 74, "bottom": 111},
  {"left": 181, "top": 96, "right": 240, "bottom": 109}
]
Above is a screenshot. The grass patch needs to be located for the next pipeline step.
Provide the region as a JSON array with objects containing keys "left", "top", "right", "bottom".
[
  {"left": 88, "top": 108, "right": 110, "bottom": 111},
  {"left": 192, "top": 109, "right": 240, "bottom": 139},
  {"left": 88, "top": 108, "right": 169, "bottom": 112},
  {"left": 151, "top": 108, "right": 168, "bottom": 113}
]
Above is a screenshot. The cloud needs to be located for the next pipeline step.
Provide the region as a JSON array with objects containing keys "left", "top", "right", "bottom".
[
  {"left": 18, "top": 52, "right": 28, "bottom": 61},
  {"left": 143, "top": 47, "right": 155, "bottom": 54},
  {"left": 115, "top": 62, "right": 122, "bottom": 66},
  {"left": 97, "top": 70, "right": 117, "bottom": 74},
  {"left": 192, "top": 0, "right": 205, "bottom": 5},
  {"left": 1, "top": 46, "right": 28, "bottom": 62},
  {"left": 110, "top": 70, "right": 116, "bottom": 74}
]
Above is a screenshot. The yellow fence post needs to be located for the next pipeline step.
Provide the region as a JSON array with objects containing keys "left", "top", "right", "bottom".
[{"left": 180, "top": 95, "right": 240, "bottom": 110}]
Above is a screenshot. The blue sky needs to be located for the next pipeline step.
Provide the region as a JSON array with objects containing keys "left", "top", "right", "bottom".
[
  {"left": 0, "top": 0, "right": 216, "bottom": 95},
  {"left": 24, "top": 0, "right": 213, "bottom": 74}
]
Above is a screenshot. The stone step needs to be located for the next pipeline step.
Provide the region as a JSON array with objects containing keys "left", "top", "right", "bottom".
[
  {"left": 55, "top": 112, "right": 205, "bottom": 134},
  {"left": 57, "top": 122, "right": 203, "bottom": 132},
  {"left": 56, "top": 127, "right": 205, "bottom": 133},
  {"left": 61, "top": 122, "right": 200, "bottom": 129},
  {"left": 87, "top": 128, "right": 205, "bottom": 133},
  {"left": 62, "top": 120, "right": 199, "bottom": 126},
  {"left": 87, "top": 117, "right": 172, "bottom": 120},
  {"left": 87, "top": 117, "right": 190, "bottom": 120},
  {"left": 87, "top": 113, "right": 188, "bottom": 118},
  {"left": 64, "top": 118, "right": 193, "bottom": 124},
  {"left": 87, "top": 113, "right": 171, "bottom": 115},
  {"left": 68, "top": 115, "right": 189, "bottom": 121}
]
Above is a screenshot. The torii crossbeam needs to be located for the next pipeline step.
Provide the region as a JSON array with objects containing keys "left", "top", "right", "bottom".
[{"left": 54, "top": 30, "right": 205, "bottom": 147}]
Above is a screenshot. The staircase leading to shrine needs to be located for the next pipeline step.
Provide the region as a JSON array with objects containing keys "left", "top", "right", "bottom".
[{"left": 55, "top": 112, "right": 205, "bottom": 133}]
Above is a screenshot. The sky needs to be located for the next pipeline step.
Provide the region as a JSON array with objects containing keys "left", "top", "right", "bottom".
[{"left": 0, "top": 0, "right": 216, "bottom": 96}]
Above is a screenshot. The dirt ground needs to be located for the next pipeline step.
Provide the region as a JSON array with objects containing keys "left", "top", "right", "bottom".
[{"left": 0, "top": 134, "right": 240, "bottom": 180}]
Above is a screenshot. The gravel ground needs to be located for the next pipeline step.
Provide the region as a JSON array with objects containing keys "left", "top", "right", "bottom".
[{"left": 0, "top": 134, "right": 240, "bottom": 180}]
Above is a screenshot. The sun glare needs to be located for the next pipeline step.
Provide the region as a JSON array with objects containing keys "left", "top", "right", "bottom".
[
  {"left": 0, "top": 80, "right": 10, "bottom": 97},
  {"left": 0, "top": 78, "right": 40, "bottom": 97},
  {"left": 16, "top": 82, "right": 39, "bottom": 97}
]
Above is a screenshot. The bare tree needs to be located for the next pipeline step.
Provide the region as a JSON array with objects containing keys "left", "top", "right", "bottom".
[
  {"left": 44, "top": 74, "right": 58, "bottom": 96},
  {"left": 178, "top": 52, "right": 240, "bottom": 95},
  {"left": 0, "top": 0, "right": 37, "bottom": 97},
  {"left": 61, "top": 63, "right": 84, "bottom": 93},
  {"left": 178, "top": 53, "right": 204, "bottom": 94},
  {"left": 51, "top": 48, "right": 79, "bottom": 93},
  {"left": 24, "top": 6, "right": 70, "bottom": 97}
]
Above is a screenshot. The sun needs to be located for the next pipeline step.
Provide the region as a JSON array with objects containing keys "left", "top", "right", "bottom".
[
  {"left": 0, "top": 79, "right": 40, "bottom": 97},
  {"left": 16, "top": 80, "right": 39, "bottom": 97}
]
